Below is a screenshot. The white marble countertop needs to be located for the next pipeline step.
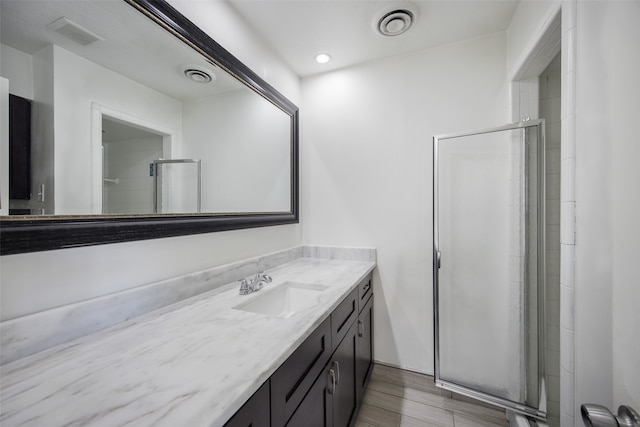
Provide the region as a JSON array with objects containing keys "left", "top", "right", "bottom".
[{"left": 0, "top": 257, "right": 375, "bottom": 427}]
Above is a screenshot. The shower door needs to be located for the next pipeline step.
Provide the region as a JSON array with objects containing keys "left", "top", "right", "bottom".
[
  {"left": 433, "top": 120, "right": 546, "bottom": 419},
  {"left": 153, "top": 159, "right": 201, "bottom": 213}
]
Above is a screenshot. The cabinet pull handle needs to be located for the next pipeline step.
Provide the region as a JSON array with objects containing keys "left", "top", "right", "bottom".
[
  {"left": 333, "top": 361, "right": 340, "bottom": 386},
  {"left": 363, "top": 281, "right": 371, "bottom": 293},
  {"left": 328, "top": 368, "right": 336, "bottom": 394},
  {"left": 358, "top": 320, "right": 364, "bottom": 337}
]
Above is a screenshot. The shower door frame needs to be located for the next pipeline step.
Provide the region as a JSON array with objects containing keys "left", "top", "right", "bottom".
[{"left": 432, "top": 119, "right": 546, "bottom": 420}]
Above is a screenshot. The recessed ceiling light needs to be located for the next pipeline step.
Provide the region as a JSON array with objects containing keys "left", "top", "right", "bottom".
[{"left": 315, "top": 53, "right": 332, "bottom": 64}]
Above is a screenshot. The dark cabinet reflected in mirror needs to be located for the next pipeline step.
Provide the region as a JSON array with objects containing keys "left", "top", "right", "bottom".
[{"left": 0, "top": 0, "right": 299, "bottom": 255}]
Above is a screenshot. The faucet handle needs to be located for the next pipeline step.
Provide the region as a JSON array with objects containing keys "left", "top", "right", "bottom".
[
  {"left": 257, "top": 271, "right": 273, "bottom": 283},
  {"left": 238, "top": 278, "right": 251, "bottom": 295}
]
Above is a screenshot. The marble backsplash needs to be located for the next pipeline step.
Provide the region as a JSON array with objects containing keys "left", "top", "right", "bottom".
[{"left": 0, "top": 245, "right": 375, "bottom": 365}]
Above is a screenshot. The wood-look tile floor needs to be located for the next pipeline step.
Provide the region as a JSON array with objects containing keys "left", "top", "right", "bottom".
[{"left": 355, "top": 364, "right": 509, "bottom": 427}]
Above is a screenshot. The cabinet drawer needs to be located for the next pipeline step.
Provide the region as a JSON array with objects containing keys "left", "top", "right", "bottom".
[
  {"left": 224, "top": 380, "right": 270, "bottom": 427},
  {"left": 331, "top": 288, "right": 358, "bottom": 350},
  {"left": 271, "top": 316, "right": 332, "bottom": 426},
  {"left": 357, "top": 275, "right": 373, "bottom": 313}
]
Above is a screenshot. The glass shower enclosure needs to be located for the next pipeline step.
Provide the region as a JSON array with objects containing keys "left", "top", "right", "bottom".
[
  {"left": 153, "top": 159, "right": 201, "bottom": 214},
  {"left": 433, "top": 120, "right": 546, "bottom": 420}
]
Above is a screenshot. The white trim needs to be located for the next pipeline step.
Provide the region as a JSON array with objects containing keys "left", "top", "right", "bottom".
[
  {"left": 90, "top": 102, "right": 179, "bottom": 214},
  {"left": 509, "top": 3, "right": 562, "bottom": 82},
  {"left": 0, "top": 78, "right": 10, "bottom": 215}
]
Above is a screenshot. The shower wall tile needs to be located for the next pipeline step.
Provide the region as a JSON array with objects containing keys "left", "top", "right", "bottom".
[
  {"left": 548, "top": 122, "right": 561, "bottom": 148},
  {"left": 547, "top": 199, "right": 561, "bottom": 225},
  {"left": 539, "top": 73, "right": 549, "bottom": 99},
  {"left": 546, "top": 249, "right": 561, "bottom": 276},
  {"left": 561, "top": 285, "right": 575, "bottom": 330},
  {"left": 547, "top": 349, "right": 561, "bottom": 375},
  {"left": 548, "top": 300, "right": 561, "bottom": 326},
  {"left": 540, "top": 98, "right": 561, "bottom": 122},
  {"left": 565, "top": 70, "right": 576, "bottom": 118},
  {"left": 548, "top": 375, "right": 561, "bottom": 402},
  {"left": 561, "top": 158, "right": 576, "bottom": 201},
  {"left": 561, "top": 202, "right": 576, "bottom": 245},
  {"left": 547, "top": 226, "right": 561, "bottom": 250},
  {"left": 547, "top": 275, "right": 561, "bottom": 301},
  {"left": 561, "top": 327, "right": 575, "bottom": 373},
  {"left": 561, "top": 244, "right": 576, "bottom": 288},
  {"left": 546, "top": 148, "right": 561, "bottom": 174},
  {"left": 560, "top": 3, "right": 577, "bottom": 422},
  {"left": 561, "top": 366, "right": 575, "bottom": 414},
  {"left": 547, "top": 173, "right": 561, "bottom": 200},
  {"left": 561, "top": 405, "right": 575, "bottom": 427},
  {"left": 547, "top": 322, "right": 560, "bottom": 351},
  {"left": 561, "top": 114, "right": 576, "bottom": 159},
  {"left": 547, "top": 73, "right": 561, "bottom": 98},
  {"left": 513, "top": 78, "right": 540, "bottom": 121}
]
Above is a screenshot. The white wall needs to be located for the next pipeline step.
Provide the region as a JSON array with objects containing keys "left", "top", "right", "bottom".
[
  {"left": 182, "top": 89, "right": 290, "bottom": 213},
  {"left": 301, "top": 33, "right": 508, "bottom": 373},
  {"left": 574, "top": 0, "right": 640, "bottom": 417},
  {"left": 0, "top": 1, "right": 302, "bottom": 321},
  {"left": 31, "top": 47, "right": 55, "bottom": 214},
  {"left": 0, "top": 78, "right": 8, "bottom": 215},
  {"left": 0, "top": 44, "right": 34, "bottom": 99},
  {"left": 52, "top": 46, "right": 182, "bottom": 214}
]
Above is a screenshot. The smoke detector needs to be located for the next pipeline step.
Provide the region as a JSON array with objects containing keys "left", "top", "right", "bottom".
[{"left": 377, "top": 9, "right": 414, "bottom": 36}]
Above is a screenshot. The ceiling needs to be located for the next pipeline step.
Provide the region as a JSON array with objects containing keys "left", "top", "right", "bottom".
[
  {"left": 0, "top": 1, "right": 243, "bottom": 100},
  {"left": 227, "top": 0, "right": 520, "bottom": 77}
]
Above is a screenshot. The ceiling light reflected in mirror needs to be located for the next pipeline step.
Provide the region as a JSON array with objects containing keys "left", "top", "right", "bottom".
[{"left": 315, "top": 53, "right": 331, "bottom": 64}]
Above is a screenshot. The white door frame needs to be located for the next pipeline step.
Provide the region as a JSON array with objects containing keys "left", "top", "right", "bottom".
[{"left": 90, "top": 103, "right": 179, "bottom": 214}]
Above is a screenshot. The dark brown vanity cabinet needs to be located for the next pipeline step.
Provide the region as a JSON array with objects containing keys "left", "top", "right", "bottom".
[
  {"left": 224, "top": 380, "right": 271, "bottom": 427},
  {"left": 271, "top": 317, "right": 333, "bottom": 426},
  {"left": 9, "top": 94, "right": 32, "bottom": 201},
  {"left": 227, "top": 273, "right": 373, "bottom": 427},
  {"left": 286, "top": 320, "right": 358, "bottom": 427},
  {"left": 355, "top": 277, "right": 374, "bottom": 405}
]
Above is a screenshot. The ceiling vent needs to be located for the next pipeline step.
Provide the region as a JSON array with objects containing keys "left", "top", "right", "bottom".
[
  {"left": 46, "top": 17, "right": 104, "bottom": 46},
  {"left": 183, "top": 66, "right": 215, "bottom": 83},
  {"left": 377, "top": 9, "right": 414, "bottom": 36}
]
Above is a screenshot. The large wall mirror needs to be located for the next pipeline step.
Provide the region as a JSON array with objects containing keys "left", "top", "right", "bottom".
[{"left": 0, "top": 0, "right": 299, "bottom": 255}]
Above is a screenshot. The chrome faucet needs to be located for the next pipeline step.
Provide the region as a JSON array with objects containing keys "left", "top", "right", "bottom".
[{"left": 239, "top": 271, "right": 273, "bottom": 295}]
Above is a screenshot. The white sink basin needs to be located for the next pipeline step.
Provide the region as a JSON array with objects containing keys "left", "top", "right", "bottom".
[{"left": 233, "top": 282, "right": 328, "bottom": 318}]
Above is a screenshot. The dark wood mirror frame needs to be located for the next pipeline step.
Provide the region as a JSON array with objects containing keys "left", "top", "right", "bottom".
[{"left": 0, "top": 0, "right": 299, "bottom": 256}]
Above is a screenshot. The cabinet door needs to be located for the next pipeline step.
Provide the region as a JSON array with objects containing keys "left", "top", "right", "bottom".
[
  {"left": 285, "top": 367, "right": 332, "bottom": 427},
  {"left": 356, "top": 295, "right": 374, "bottom": 405},
  {"left": 332, "top": 320, "right": 358, "bottom": 427},
  {"left": 271, "top": 317, "right": 332, "bottom": 426},
  {"left": 9, "top": 94, "right": 31, "bottom": 200},
  {"left": 224, "top": 380, "right": 270, "bottom": 427}
]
